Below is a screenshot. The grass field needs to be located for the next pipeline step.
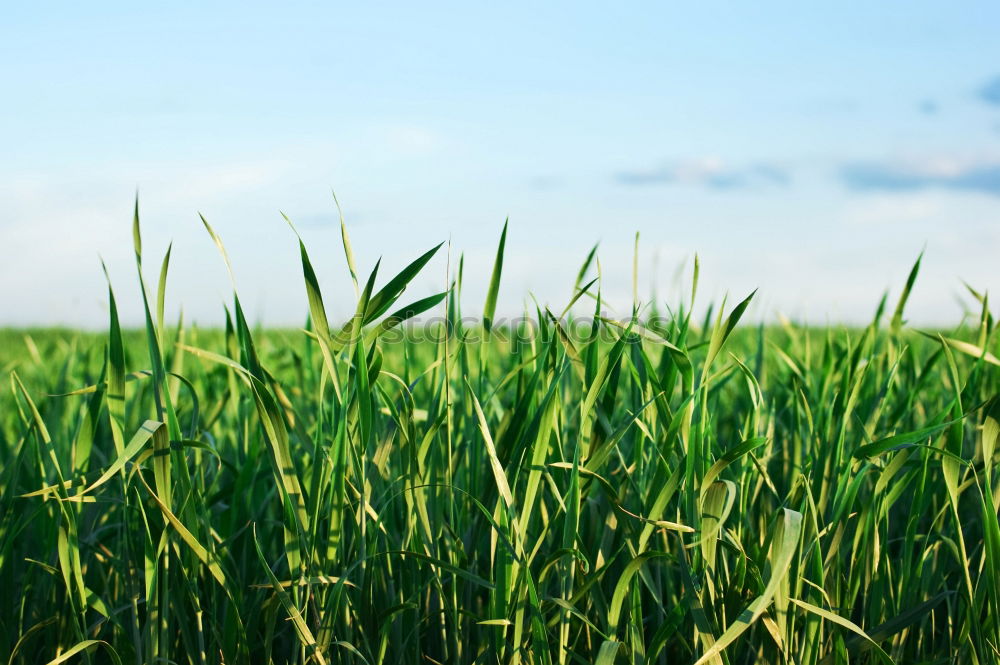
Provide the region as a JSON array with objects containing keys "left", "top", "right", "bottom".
[{"left": 2, "top": 208, "right": 1000, "bottom": 665}]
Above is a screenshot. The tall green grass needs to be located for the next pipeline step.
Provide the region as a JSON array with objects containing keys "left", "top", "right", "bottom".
[{"left": 2, "top": 205, "right": 999, "bottom": 664}]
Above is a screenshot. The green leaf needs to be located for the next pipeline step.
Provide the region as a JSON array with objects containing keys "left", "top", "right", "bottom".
[
  {"left": 702, "top": 289, "right": 756, "bottom": 380},
  {"left": 594, "top": 640, "right": 620, "bottom": 665},
  {"left": 916, "top": 331, "right": 1000, "bottom": 366},
  {"left": 483, "top": 219, "right": 508, "bottom": 332},
  {"left": 890, "top": 251, "right": 922, "bottom": 334},
  {"left": 42, "top": 640, "right": 122, "bottom": 665},
  {"left": 365, "top": 244, "right": 443, "bottom": 324},
  {"left": 693, "top": 508, "right": 802, "bottom": 665},
  {"left": 794, "top": 597, "right": 895, "bottom": 665},
  {"left": 334, "top": 190, "right": 360, "bottom": 294},
  {"left": 371, "top": 292, "right": 448, "bottom": 338},
  {"left": 468, "top": 379, "right": 514, "bottom": 511},
  {"left": 854, "top": 419, "right": 960, "bottom": 459},
  {"left": 252, "top": 525, "right": 328, "bottom": 665}
]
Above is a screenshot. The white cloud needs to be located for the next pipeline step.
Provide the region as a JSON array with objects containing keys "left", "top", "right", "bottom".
[
  {"left": 616, "top": 158, "right": 790, "bottom": 189},
  {"left": 841, "top": 152, "right": 1000, "bottom": 197}
]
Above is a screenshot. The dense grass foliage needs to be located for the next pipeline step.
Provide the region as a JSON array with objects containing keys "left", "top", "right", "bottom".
[{"left": 2, "top": 211, "right": 1000, "bottom": 664}]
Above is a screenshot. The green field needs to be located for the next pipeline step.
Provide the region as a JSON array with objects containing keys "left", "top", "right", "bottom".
[{"left": 2, "top": 213, "right": 1000, "bottom": 665}]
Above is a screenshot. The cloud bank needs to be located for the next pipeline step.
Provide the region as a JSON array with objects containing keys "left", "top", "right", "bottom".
[
  {"left": 616, "top": 158, "right": 790, "bottom": 189},
  {"left": 841, "top": 156, "right": 1000, "bottom": 197}
]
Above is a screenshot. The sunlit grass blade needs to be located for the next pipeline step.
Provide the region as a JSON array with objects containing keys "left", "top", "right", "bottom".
[
  {"left": 483, "top": 219, "right": 508, "bottom": 332},
  {"left": 693, "top": 508, "right": 802, "bottom": 665},
  {"left": 890, "top": 251, "right": 922, "bottom": 335}
]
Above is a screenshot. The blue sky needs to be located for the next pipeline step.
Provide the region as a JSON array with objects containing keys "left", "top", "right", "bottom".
[{"left": 3, "top": 2, "right": 1000, "bottom": 327}]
